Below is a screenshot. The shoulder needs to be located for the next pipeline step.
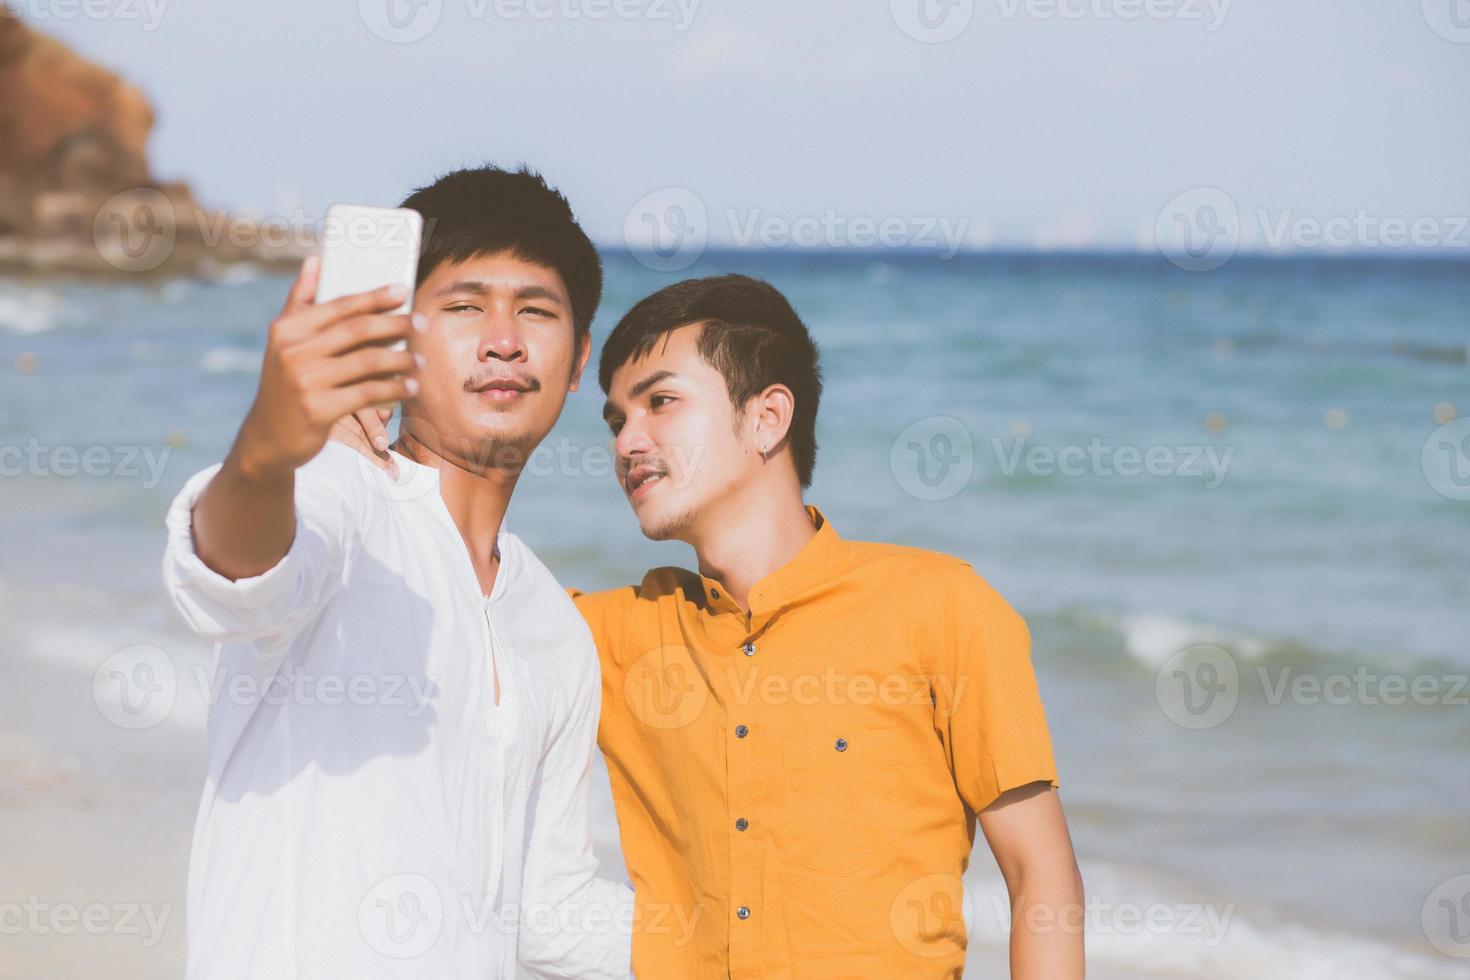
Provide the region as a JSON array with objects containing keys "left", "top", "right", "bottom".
[
  {"left": 570, "top": 565, "right": 704, "bottom": 617},
  {"left": 504, "top": 533, "right": 592, "bottom": 630},
  {"left": 833, "top": 537, "right": 972, "bottom": 594},
  {"left": 293, "top": 441, "right": 387, "bottom": 518},
  {"left": 298, "top": 439, "right": 365, "bottom": 480},
  {"left": 569, "top": 566, "right": 704, "bottom": 666},
  {"left": 500, "top": 534, "right": 602, "bottom": 686},
  {"left": 834, "top": 537, "right": 1024, "bottom": 634}
]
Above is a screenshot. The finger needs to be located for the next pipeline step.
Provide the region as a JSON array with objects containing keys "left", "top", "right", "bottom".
[
  {"left": 355, "top": 406, "right": 392, "bottom": 452},
  {"left": 323, "top": 376, "right": 420, "bottom": 419},
  {"left": 330, "top": 417, "right": 396, "bottom": 474},
  {"left": 315, "top": 347, "right": 419, "bottom": 388},
  {"left": 329, "top": 416, "right": 375, "bottom": 454},
  {"left": 280, "top": 255, "right": 320, "bottom": 317},
  {"left": 292, "top": 283, "right": 409, "bottom": 336},
  {"left": 298, "top": 312, "right": 415, "bottom": 357}
]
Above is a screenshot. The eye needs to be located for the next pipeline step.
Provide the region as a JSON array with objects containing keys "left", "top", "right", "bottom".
[
  {"left": 650, "top": 394, "right": 676, "bottom": 410},
  {"left": 519, "top": 305, "right": 556, "bottom": 318},
  {"left": 445, "top": 303, "right": 481, "bottom": 314},
  {"left": 606, "top": 416, "right": 624, "bottom": 436}
]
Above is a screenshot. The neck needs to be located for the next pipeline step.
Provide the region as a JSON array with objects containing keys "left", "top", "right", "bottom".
[
  {"left": 395, "top": 431, "right": 518, "bottom": 591},
  {"left": 689, "top": 478, "right": 816, "bottom": 612}
]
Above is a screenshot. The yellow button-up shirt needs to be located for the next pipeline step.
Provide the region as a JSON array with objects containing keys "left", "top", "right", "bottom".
[{"left": 572, "top": 507, "right": 1058, "bottom": 978}]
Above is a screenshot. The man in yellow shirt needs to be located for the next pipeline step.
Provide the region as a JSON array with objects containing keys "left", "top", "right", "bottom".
[
  {"left": 343, "top": 271, "right": 1085, "bottom": 977},
  {"left": 575, "top": 274, "right": 1084, "bottom": 978}
]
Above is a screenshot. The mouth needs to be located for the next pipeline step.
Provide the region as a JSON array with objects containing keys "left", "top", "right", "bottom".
[
  {"left": 469, "top": 377, "right": 535, "bottom": 403},
  {"left": 623, "top": 464, "right": 668, "bottom": 503}
]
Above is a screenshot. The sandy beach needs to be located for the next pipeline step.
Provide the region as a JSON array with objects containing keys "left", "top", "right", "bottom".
[{"left": 3, "top": 642, "right": 1177, "bottom": 980}]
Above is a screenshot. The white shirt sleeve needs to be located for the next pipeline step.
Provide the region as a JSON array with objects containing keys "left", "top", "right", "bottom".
[
  {"left": 161, "top": 442, "right": 372, "bottom": 645},
  {"left": 518, "top": 660, "right": 635, "bottom": 979}
]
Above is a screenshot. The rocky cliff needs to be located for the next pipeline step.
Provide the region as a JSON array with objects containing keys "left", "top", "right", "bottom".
[{"left": 0, "top": 10, "right": 304, "bottom": 276}]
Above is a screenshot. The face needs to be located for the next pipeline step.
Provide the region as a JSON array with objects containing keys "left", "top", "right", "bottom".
[
  {"left": 603, "top": 324, "right": 764, "bottom": 541},
  {"left": 404, "top": 250, "right": 589, "bottom": 472}
]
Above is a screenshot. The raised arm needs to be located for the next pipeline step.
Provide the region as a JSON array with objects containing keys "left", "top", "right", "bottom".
[
  {"left": 192, "top": 256, "right": 419, "bottom": 580},
  {"left": 163, "top": 259, "right": 420, "bottom": 644}
]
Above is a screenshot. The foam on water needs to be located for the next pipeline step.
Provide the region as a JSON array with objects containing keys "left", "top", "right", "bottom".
[
  {"left": 200, "top": 346, "right": 261, "bottom": 374},
  {"left": 213, "top": 262, "right": 266, "bottom": 285},
  {"left": 0, "top": 284, "right": 61, "bottom": 333},
  {"left": 963, "top": 863, "right": 1466, "bottom": 980},
  {"left": 1114, "top": 612, "right": 1270, "bottom": 668}
]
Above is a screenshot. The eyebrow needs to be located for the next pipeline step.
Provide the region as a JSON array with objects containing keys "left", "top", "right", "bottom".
[
  {"left": 431, "top": 280, "right": 567, "bottom": 305},
  {"left": 602, "top": 369, "right": 678, "bottom": 421}
]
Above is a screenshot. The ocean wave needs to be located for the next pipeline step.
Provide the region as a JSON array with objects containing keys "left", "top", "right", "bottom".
[
  {"left": 1116, "top": 612, "right": 1269, "bottom": 668},
  {"left": 1209, "top": 329, "right": 1469, "bottom": 367},
  {"left": 1, "top": 578, "right": 211, "bottom": 735},
  {"left": 1050, "top": 607, "right": 1467, "bottom": 678},
  {"left": 0, "top": 285, "right": 61, "bottom": 334},
  {"left": 201, "top": 346, "right": 261, "bottom": 374},
  {"left": 211, "top": 261, "right": 266, "bottom": 285},
  {"left": 1389, "top": 339, "right": 1470, "bottom": 366},
  {"left": 963, "top": 862, "right": 1464, "bottom": 980},
  {"left": 1062, "top": 610, "right": 1269, "bottom": 669}
]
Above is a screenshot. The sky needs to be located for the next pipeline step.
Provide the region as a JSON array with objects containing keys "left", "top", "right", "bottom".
[{"left": 26, "top": 0, "right": 1470, "bottom": 254}]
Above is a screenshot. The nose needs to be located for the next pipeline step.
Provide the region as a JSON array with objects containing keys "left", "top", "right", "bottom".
[
  {"left": 479, "top": 311, "right": 526, "bottom": 363},
  {"left": 614, "top": 415, "right": 655, "bottom": 471}
]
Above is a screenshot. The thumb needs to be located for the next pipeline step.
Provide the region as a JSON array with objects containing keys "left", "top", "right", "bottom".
[{"left": 280, "top": 255, "right": 321, "bottom": 316}]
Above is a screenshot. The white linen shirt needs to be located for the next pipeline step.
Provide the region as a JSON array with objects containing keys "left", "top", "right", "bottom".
[{"left": 162, "top": 441, "right": 632, "bottom": 980}]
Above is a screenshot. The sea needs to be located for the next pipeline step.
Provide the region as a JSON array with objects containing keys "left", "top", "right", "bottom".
[{"left": 1, "top": 249, "right": 1467, "bottom": 978}]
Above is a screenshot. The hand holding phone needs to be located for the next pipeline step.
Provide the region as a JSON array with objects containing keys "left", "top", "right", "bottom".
[
  {"left": 315, "top": 204, "right": 423, "bottom": 351},
  {"left": 234, "top": 257, "right": 421, "bottom": 480}
]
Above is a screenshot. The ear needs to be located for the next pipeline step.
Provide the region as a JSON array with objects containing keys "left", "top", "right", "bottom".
[
  {"left": 750, "top": 383, "right": 796, "bottom": 457},
  {"left": 568, "top": 332, "right": 592, "bottom": 392}
]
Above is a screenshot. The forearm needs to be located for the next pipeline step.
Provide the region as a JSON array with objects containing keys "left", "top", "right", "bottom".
[
  {"left": 190, "top": 441, "right": 296, "bottom": 581},
  {"left": 1007, "top": 859, "right": 1085, "bottom": 980},
  {"left": 185, "top": 260, "right": 414, "bottom": 583}
]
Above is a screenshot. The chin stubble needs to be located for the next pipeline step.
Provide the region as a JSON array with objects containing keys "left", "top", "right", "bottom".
[{"left": 642, "top": 504, "right": 697, "bottom": 542}]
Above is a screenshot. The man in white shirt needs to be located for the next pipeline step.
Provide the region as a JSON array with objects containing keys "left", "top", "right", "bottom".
[{"left": 162, "top": 166, "right": 632, "bottom": 980}]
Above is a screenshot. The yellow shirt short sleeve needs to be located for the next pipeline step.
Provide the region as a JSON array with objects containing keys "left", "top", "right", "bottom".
[{"left": 928, "top": 561, "right": 1059, "bottom": 813}]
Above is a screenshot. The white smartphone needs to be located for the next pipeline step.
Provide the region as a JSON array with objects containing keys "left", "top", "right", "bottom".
[{"left": 315, "top": 204, "right": 423, "bottom": 350}]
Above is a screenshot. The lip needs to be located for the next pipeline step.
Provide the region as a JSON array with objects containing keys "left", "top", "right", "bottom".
[
  {"left": 475, "top": 386, "right": 527, "bottom": 403},
  {"left": 470, "top": 379, "right": 533, "bottom": 403},
  {"left": 624, "top": 464, "right": 666, "bottom": 502}
]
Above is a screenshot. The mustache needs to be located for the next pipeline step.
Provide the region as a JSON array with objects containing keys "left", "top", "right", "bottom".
[
  {"left": 462, "top": 369, "right": 540, "bottom": 393},
  {"left": 618, "top": 456, "right": 669, "bottom": 480}
]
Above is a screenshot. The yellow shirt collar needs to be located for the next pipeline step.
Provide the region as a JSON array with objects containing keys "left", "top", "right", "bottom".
[{"left": 697, "top": 505, "right": 843, "bottom": 618}]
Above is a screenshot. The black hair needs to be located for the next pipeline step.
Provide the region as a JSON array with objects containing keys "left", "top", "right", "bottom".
[
  {"left": 401, "top": 165, "right": 601, "bottom": 342},
  {"left": 599, "top": 274, "right": 823, "bottom": 488}
]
